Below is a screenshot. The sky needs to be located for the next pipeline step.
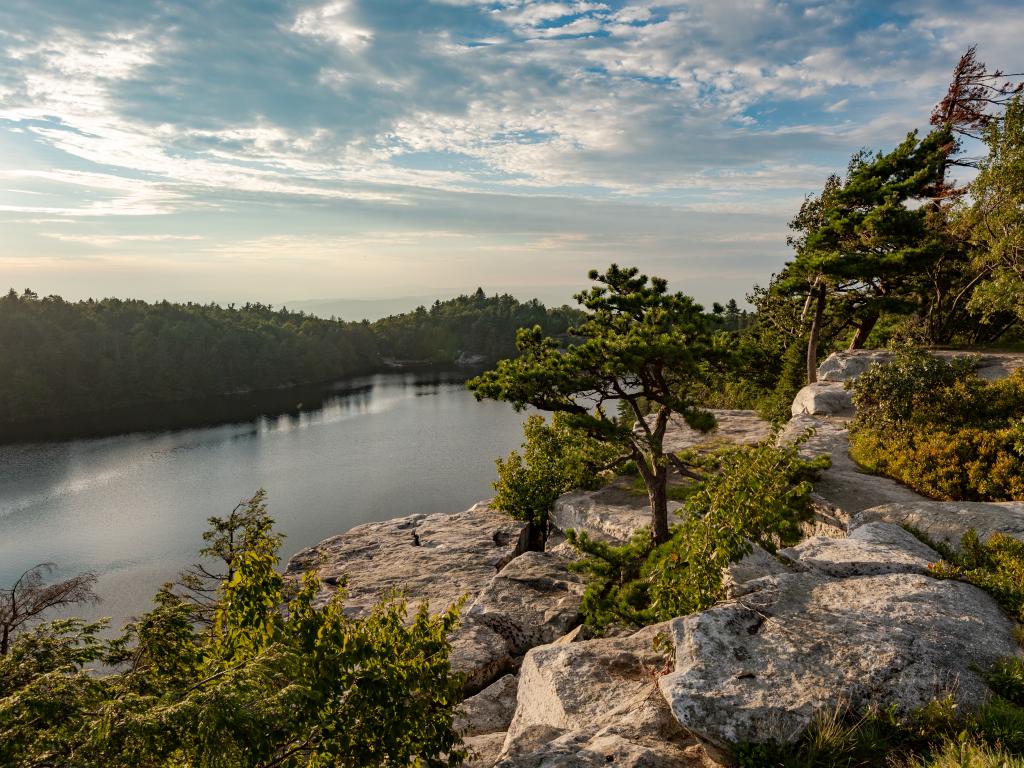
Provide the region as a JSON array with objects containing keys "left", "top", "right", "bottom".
[{"left": 0, "top": 0, "right": 1021, "bottom": 312}]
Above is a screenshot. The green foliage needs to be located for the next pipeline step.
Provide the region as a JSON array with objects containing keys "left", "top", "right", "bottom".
[
  {"left": 470, "top": 264, "right": 719, "bottom": 545},
  {"left": 848, "top": 349, "right": 1024, "bottom": 501},
  {"left": 0, "top": 493, "right": 465, "bottom": 768},
  {"left": 0, "top": 288, "right": 579, "bottom": 436},
  {"left": 929, "top": 530, "right": 1024, "bottom": 622},
  {"left": 568, "top": 437, "right": 828, "bottom": 629},
  {"left": 734, "top": 684, "right": 1024, "bottom": 768},
  {"left": 960, "top": 96, "right": 1024, "bottom": 324},
  {"left": 492, "top": 413, "right": 617, "bottom": 533}
]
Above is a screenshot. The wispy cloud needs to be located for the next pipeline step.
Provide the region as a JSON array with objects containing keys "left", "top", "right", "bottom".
[{"left": 0, "top": 0, "right": 1019, "bottom": 304}]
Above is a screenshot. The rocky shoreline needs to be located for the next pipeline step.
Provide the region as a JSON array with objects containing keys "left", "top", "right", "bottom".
[{"left": 286, "top": 350, "right": 1024, "bottom": 767}]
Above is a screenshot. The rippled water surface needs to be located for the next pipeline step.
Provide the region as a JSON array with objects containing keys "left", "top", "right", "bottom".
[{"left": 0, "top": 373, "right": 529, "bottom": 630}]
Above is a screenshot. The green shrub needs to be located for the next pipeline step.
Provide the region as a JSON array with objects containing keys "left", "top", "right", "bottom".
[
  {"left": 567, "top": 437, "right": 829, "bottom": 629},
  {"left": 929, "top": 530, "right": 1024, "bottom": 622},
  {"left": 848, "top": 348, "right": 1024, "bottom": 501},
  {"left": 850, "top": 425, "right": 1024, "bottom": 501}
]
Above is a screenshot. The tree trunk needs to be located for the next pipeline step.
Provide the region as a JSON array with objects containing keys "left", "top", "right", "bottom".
[
  {"left": 806, "top": 283, "right": 826, "bottom": 385},
  {"left": 515, "top": 520, "right": 547, "bottom": 554},
  {"left": 649, "top": 471, "right": 670, "bottom": 545},
  {"left": 848, "top": 312, "right": 878, "bottom": 350}
]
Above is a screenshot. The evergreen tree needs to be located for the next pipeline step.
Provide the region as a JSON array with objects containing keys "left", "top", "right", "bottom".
[{"left": 469, "top": 265, "right": 718, "bottom": 545}]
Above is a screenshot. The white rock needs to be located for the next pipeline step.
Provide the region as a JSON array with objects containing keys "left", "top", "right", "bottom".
[
  {"left": 853, "top": 501, "right": 1024, "bottom": 550},
  {"left": 779, "top": 522, "right": 940, "bottom": 578},
  {"left": 790, "top": 381, "right": 854, "bottom": 417},
  {"left": 468, "top": 550, "right": 586, "bottom": 655},
  {"left": 552, "top": 486, "right": 670, "bottom": 544},
  {"left": 656, "top": 409, "right": 773, "bottom": 453},
  {"left": 287, "top": 503, "right": 530, "bottom": 692},
  {"left": 458, "top": 674, "right": 519, "bottom": 738},
  {"left": 779, "top": 414, "right": 927, "bottom": 519},
  {"left": 498, "top": 624, "right": 707, "bottom": 766},
  {"left": 659, "top": 571, "right": 1020, "bottom": 746}
]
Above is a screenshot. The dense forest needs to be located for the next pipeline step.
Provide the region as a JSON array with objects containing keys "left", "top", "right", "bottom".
[{"left": 0, "top": 287, "right": 581, "bottom": 432}]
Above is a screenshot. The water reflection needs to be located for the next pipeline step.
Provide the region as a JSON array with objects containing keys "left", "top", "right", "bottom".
[{"left": 0, "top": 373, "right": 529, "bottom": 631}]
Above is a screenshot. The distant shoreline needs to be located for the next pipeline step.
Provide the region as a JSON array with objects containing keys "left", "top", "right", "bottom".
[{"left": 0, "top": 364, "right": 486, "bottom": 446}]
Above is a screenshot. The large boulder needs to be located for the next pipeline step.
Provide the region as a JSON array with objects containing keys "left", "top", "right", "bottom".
[
  {"left": 286, "top": 503, "right": 529, "bottom": 692},
  {"left": 790, "top": 381, "right": 854, "bottom": 417},
  {"left": 658, "top": 570, "right": 1020, "bottom": 746},
  {"left": 497, "top": 624, "right": 709, "bottom": 767},
  {"left": 779, "top": 522, "right": 940, "bottom": 578},
  {"left": 458, "top": 674, "right": 519, "bottom": 738},
  {"left": 853, "top": 501, "right": 1024, "bottom": 550},
  {"left": 467, "top": 550, "right": 586, "bottom": 655}
]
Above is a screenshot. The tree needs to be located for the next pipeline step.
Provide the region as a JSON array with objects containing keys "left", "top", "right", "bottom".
[
  {"left": 0, "top": 492, "right": 466, "bottom": 767},
  {"left": 773, "top": 130, "right": 953, "bottom": 382},
  {"left": 0, "top": 563, "right": 97, "bottom": 655},
  {"left": 469, "top": 265, "right": 718, "bottom": 545},
  {"left": 961, "top": 96, "right": 1024, "bottom": 323},
  {"left": 492, "top": 414, "right": 617, "bottom": 551}
]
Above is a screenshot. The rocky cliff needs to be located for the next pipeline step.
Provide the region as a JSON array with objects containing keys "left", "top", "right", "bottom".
[{"left": 286, "top": 350, "right": 1024, "bottom": 767}]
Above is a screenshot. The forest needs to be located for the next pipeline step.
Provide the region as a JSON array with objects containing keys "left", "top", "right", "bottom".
[{"left": 0, "top": 288, "right": 581, "bottom": 434}]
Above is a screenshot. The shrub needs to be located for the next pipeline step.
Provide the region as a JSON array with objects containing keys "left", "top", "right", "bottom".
[
  {"left": 848, "top": 348, "right": 1024, "bottom": 501},
  {"left": 929, "top": 530, "right": 1024, "bottom": 622},
  {"left": 567, "top": 437, "right": 829, "bottom": 629}
]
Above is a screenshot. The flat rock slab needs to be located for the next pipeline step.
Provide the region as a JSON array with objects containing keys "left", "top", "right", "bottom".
[
  {"left": 498, "top": 623, "right": 708, "bottom": 767},
  {"left": 552, "top": 486, "right": 677, "bottom": 544},
  {"left": 853, "top": 501, "right": 1024, "bottom": 550},
  {"left": 659, "top": 571, "right": 1019, "bottom": 746},
  {"left": 286, "top": 502, "right": 525, "bottom": 613},
  {"left": 658, "top": 409, "right": 773, "bottom": 453},
  {"left": 780, "top": 415, "right": 926, "bottom": 520},
  {"left": 817, "top": 350, "right": 1024, "bottom": 383},
  {"left": 780, "top": 522, "right": 940, "bottom": 578}
]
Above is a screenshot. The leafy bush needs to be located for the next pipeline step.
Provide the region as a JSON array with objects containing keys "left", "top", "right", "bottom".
[
  {"left": 0, "top": 492, "right": 466, "bottom": 768},
  {"left": 851, "top": 425, "right": 1024, "bottom": 501},
  {"left": 492, "top": 413, "right": 617, "bottom": 549},
  {"left": 928, "top": 530, "right": 1024, "bottom": 622},
  {"left": 848, "top": 348, "right": 1024, "bottom": 501},
  {"left": 567, "top": 437, "right": 829, "bottom": 628}
]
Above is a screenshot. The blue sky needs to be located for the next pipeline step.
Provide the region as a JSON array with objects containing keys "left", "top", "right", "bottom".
[{"left": 0, "top": 0, "right": 1021, "bottom": 309}]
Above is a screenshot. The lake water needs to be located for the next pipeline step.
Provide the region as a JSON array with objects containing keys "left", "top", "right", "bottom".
[{"left": 0, "top": 373, "right": 530, "bottom": 631}]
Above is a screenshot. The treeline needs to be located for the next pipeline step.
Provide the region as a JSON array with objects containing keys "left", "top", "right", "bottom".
[{"left": 0, "top": 287, "right": 581, "bottom": 429}]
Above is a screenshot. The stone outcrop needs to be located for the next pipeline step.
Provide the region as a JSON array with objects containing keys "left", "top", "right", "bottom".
[
  {"left": 287, "top": 503, "right": 589, "bottom": 693},
  {"left": 779, "top": 521, "right": 940, "bottom": 578},
  {"left": 656, "top": 409, "right": 773, "bottom": 453},
  {"left": 286, "top": 502, "right": 524, "bottom": 614},
  {"left": 467, "top": 550, "right": 586, "bottom": 656},
  {"left": 552, "top": 485, "right": 667, "bottom": 545},
  {"left": 497, "top": 623, "right": 711, "bottom": 767},
  {"left": 659, "top": 570, "right": 1020, "bottom": 746},
  {"left": 790, "top": 381, "right": 854, "bottom": 417},
  {"left": 816, "top": 349, "right": 1024, "bottom": 383},
  {"left": 459, "top": 673, "right": 518, "bottom": 736},
  {"left": 780, "top": 414, "right": 925, "bottom": 522},
  {"left": 854, "top": 501, "right": 1024, "bottom": 550}
]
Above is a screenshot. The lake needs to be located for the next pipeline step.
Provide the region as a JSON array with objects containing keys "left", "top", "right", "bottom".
[{"left": 0, "top": 372, "right": 530, "bottom": 631}]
